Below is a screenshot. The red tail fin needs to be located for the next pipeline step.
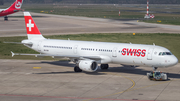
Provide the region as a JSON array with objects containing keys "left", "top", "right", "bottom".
[
  {"left": 9, "top": 0, "right": 23, "bottom": 10},
  {"left": 24, "top": 12, "right": 41, "bottom": 35},
  {"left": 24, "top": 12, "right": 45, "bottom": 40}
]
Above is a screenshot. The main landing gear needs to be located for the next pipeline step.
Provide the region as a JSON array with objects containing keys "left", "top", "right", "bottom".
[
  {"left": 4, "top": 16, "right": 8, "bottom": 21},
  {"left": 147, "top": 67, "right": 168, "bottom": 81},
  {"left": 100, "top": 64, "right": 109, "bottom": 70},
  {"left": 74, "top": 66, "right": 82, "bottom": 72}
]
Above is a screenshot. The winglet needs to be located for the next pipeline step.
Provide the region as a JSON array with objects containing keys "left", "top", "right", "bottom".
[{"left": 11, "top": 51, "right": 15, "bottom": 57}]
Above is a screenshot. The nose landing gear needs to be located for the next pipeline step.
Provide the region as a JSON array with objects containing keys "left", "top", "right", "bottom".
[{"left": 153, "top": 67, "right": 158, "bottom": 71}]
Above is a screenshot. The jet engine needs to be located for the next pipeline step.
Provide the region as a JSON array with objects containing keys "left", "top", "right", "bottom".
[{"left": 79, "top": 60, "right": 98, "bottom": 72}]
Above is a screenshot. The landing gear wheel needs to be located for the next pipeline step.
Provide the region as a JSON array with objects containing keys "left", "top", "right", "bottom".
[
  {"left": 74, "top": 66, "right": 82, "bottom": 72},
  {"left": 100, "top": 64, "right": 109, "bottom": 70},
  {"left": 4, "top": 16, "right": 8, "bottom": 21}
]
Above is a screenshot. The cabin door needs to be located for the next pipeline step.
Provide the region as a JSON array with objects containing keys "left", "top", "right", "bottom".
[
  {"left": 112, "top": 47, "right": 117, "bottom": 57},
  {"left": 37, "top": 41, "right": 42, "bottom": 52},
  {"left": 147, "top": 48, "right": 154, "bottom": 60}
]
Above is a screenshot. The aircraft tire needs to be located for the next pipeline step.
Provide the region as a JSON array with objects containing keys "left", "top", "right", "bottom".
[
  {"left": 74, "top": 66, "right": 82, "bottom": 72},
  {"left": 100, "top": 64, "right": 109, "bottom": 69}
]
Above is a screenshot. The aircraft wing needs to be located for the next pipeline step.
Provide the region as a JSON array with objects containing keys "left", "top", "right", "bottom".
[{"left": 11, "top": 51, "right": 102, "bottom": 60}]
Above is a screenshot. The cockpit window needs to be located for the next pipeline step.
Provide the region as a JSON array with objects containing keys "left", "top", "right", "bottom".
[
  {"left": 162, "top": 52, "right": 166, "bottom": 55},
  {"left": 159, "top": 52, "right": 172, "bottom": 56},
  {"left": 166, "top": 52, "right": 172, "bottom": 55}
]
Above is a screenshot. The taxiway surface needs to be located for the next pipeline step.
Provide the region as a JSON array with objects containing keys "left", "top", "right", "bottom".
[
  {"left": 0, "top": 12, "right": 180, "bottom": 101},
  {"left": 0, "top": 12, "right": 180, "bottom": 37},
  {"left": 0, "top": 59, "right": 180, "bottom": 101}
]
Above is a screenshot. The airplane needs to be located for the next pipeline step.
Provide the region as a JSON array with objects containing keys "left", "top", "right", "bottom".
[
  {"left": 10, "top": 12, "right": 178, "bottom": 76},
  {"left": 0, "top": 0, "right": 23, "bottom": 21}
]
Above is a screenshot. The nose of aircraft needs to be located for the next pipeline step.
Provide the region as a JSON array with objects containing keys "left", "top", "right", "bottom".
[{"left": 171, "top": 56, "right": 178, "bottom": 66}]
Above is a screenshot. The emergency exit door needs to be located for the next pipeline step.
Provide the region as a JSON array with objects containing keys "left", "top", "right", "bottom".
[{"left": 74, "top": 45, "right": 78, "bottom": 54}]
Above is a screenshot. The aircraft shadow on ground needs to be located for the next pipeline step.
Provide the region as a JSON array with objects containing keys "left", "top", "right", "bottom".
[
  {"left": 9, "top": 15, "right": 47, "bottom": 18},
  {"left": 0, "top": 16, "right": 48, "bottom": 22},
  {"left": 0, "top": 19, "right": 19, "bottom": 21},
  {"left": 28, "top": 60, "right": 180, "bottom": 79}
]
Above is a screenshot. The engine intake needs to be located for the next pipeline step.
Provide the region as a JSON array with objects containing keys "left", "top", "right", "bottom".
[{"left": 79, "top": 60, "right": 98, "bottom": 72}]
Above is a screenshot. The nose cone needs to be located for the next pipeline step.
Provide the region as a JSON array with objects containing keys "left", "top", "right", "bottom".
[
  {"left": 174, "top": 57, "right": 178, "bottom": 65},
  {"left": 171, "top": 56, "right": 178, "bottom": 66}
]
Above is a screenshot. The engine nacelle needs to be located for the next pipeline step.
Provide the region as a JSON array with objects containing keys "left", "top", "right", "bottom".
[{"left": 79, "top": 60, "right": 98, "bottom": 72}]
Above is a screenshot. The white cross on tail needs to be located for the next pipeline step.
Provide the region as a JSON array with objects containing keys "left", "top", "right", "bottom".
[{"left": 27, "top": 19, "right": 34, "bottom": 31}]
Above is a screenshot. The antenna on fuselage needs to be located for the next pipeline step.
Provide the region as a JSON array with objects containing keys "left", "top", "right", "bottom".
[{"left": 153, "top": 43, "right": 155, "bottom": 46}]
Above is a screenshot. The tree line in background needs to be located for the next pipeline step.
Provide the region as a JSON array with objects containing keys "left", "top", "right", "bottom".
[{"left": 1, "top": 0, "right": 180, "bottom": 4}]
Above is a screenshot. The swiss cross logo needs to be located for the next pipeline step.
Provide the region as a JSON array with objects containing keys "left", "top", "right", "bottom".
[
  {"left": 15, "top": 1, "right": 21, "bottom": 9},
  {"left": 27, "top": 19, "right": 34, "bottom": 32}
]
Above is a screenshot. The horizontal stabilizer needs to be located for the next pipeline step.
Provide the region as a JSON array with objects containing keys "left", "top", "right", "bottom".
[
  {"left": 4, "top": 41, "right": 32, "bottom": 45},
  {"left": 4, "top": 42, "right": 23, "bottom": 44}
]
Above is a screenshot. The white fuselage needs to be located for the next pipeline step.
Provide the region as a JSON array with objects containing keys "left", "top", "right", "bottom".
[
  {"left": 22, "top": 39, "right": 178, "bottom": 68},
  {"left": 19, "top": 11, "right": 177, "bottom": 73}
]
